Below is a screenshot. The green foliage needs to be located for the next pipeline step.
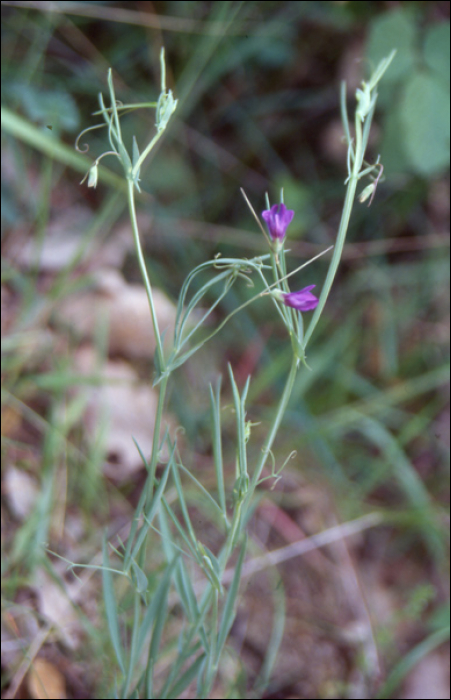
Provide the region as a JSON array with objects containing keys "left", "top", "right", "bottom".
[{"left": 368, "top": 11, "right": 450, "bottom": 176}]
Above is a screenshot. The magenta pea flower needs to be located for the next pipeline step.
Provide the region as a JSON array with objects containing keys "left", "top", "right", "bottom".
[
  {"left": 262, "top": 203, "right": 294, "bottom": 242},
  {"left": 282, "top": 285, "right": 319, "bottom": 312}
]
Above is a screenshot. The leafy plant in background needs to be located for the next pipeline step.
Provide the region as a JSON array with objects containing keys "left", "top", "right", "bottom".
[
  {"left": 366, "top": 9, "right": 450, "bottom": 177},
  {"left": 74, "top": 48, "right": 395, "bottom": 698}
]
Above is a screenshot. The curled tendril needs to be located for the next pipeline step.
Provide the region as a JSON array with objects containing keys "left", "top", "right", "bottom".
[
  {"left": 257, "top": 449, "right": 297, "bottom": 489},
  {"left": 367, "top": 162, "right": 384, "bottom": 207},
  {"left": 75, "top": 123, "right": 108, "bottom": 153},
  {"left": 234, "top": 271, "right": 254, "bottom": 287}
]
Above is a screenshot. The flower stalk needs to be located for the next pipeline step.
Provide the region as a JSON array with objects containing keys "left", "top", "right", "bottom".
[{"left": 302, "top": 50, "right": 396, "bottom": 350}]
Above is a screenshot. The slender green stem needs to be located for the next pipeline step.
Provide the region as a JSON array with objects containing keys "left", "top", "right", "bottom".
[
  {"left": 147, "top": 374, "right": 169, "bottom": 501},
  {"left": 302, "top": 107, "right": 365, "bottom": 351},
  {"left": 132, "top": 129, "right": 165, "bottom": 177},
  {"left": 126, "top": 179, "right": 169, "bottom": 501},
  {"left": 244, "top": 354, "right": 299, "bottom": 509},
  {"left": 126, "top": 179, "right": 166, "bottom": 371}
]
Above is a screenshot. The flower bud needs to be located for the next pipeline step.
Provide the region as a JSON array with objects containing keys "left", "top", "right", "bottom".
[{"left": 261, "top": 203, "right": 294, "bottom": 243}]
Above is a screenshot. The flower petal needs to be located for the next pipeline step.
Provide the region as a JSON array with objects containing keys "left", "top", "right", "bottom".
[
  {"left": 262, "top": 203, "right": 294, "bottom": 241},
  {"left": 282, "top": 285, "right": 319, "bottom": 312}
]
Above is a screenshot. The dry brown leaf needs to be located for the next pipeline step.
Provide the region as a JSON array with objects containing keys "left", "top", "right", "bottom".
[
  {"left": 400, "top": 650, "right": 450, "bottom": 699},
  {"left": 3, "top": 466, "right": 38, "bottom": 519},
  {"left": 34, "top": 571, "right": 82, "bottom": 650},
  {"left": 28, "top": 658, "right": 66, "bottom": 700},
  {"left": 75, "top": 347, "right": 174, "bottom": 476},
  {"left": 58, "top": 268, "right": 176, "bottom": 359}
]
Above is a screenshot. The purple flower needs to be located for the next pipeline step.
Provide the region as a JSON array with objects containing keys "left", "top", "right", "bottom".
[
  {"left": 262, "top": 203, "right": 294, "bottom": 241},
  {"left": 282, "top": 285, "right": 319, "bottom": 312}
]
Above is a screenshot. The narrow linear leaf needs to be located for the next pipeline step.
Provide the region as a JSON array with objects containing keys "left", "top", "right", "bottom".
[
  {"left": 102, "top": 537, "right": 126, "bottom": 675},
  {"left": 216, "top": 537, "right": 247, "bottom": 663}
]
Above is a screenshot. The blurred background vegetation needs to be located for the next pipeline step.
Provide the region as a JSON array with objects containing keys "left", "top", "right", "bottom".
[{"left": 1, "top": 2, "right": 449, "bottom": 698}]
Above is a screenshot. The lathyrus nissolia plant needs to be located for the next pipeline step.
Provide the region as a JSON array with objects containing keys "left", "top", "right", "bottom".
[{"left": 75, "top": 48, "right": 395, "bottom": 699}]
